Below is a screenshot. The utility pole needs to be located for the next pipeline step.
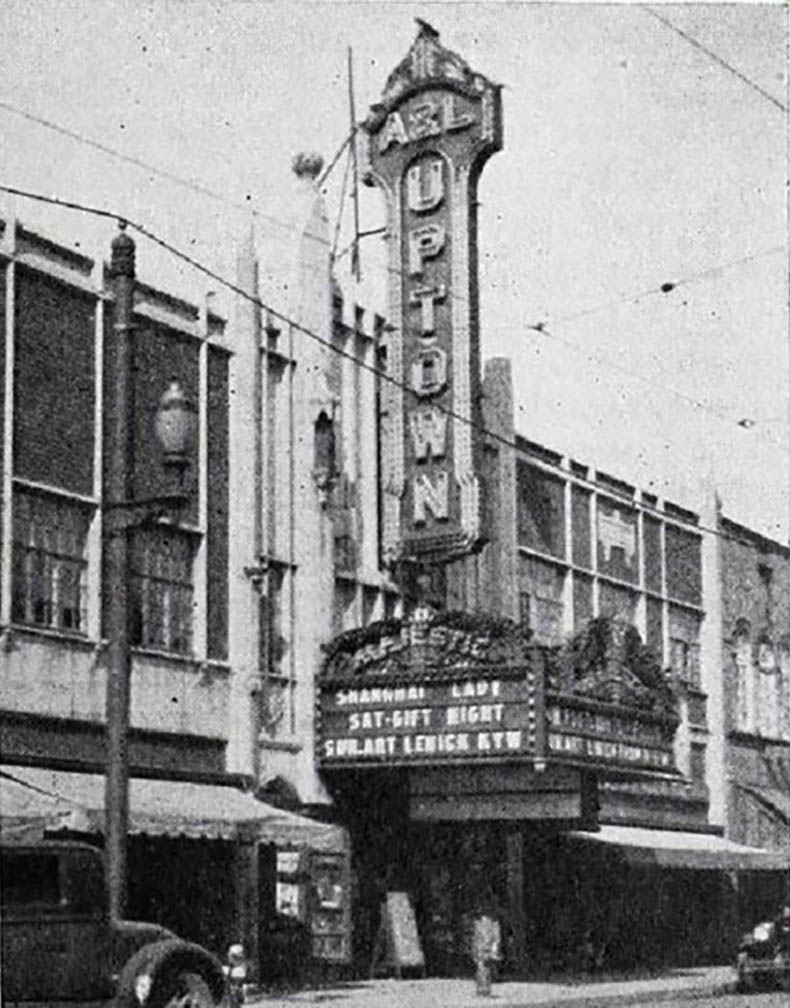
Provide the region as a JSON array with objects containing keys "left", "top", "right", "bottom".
[{"left": 104, "top": 221, "right": 135, "bottom": 920}]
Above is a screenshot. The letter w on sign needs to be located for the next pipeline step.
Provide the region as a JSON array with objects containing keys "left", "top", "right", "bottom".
[{"left": 410, "top": 409, "right": 447, "bottom": 460}]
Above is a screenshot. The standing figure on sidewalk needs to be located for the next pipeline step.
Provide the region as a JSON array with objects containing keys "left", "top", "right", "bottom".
[{"left": 471, "top": 894, "right": 502, "bottom": 997}]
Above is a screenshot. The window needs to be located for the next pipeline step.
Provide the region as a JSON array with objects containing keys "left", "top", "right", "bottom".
[
  {"left": 596, "top": 498, "right": 638, "bottom": 584},
  {"left": 779, "top": 643, "right": 790, "bottom": 741},
  {"left": 11, "top": 488, "right": 90, "bottom": 633},
  {"left": 519, "top": 556, "right": 564, "bottom": 645},
  {"left": 517, "top": 462, "right": 565, "bottom": 558},
  {"left": 643, "top": 517, "right": 663, "bottom": 593},
  {"left": 334, "top": 534, "right": 356, "bottom": 574},
  {"left": 314, "top": 411, "right": 336, "bottom": 479},
  {"left": 599, "top": 581, "right": 637, "bottom": 623},
  {"left": 130, "top": 527, "right": 195, "bottom": 655},
  {"left": 383, "top": 591, "right": 399, "bottom": 620},
  {"left": 734, "top": 622, "right": 753, "bottom": 731},
  {"left": 572, "top": 574, "right": 592, "bottom": 628},
  {"left": 362, "top": 586, "right": 378, "bottom": 625},
  {"left": 515, "top": 450, "right": 704, "bottom": 684},
  {"left": 646, "top": 597, "right": 663, "bottom": 655},
  {"left": 0, "top": 852, "right": 61, "bottom": 907},
  {"left": 665, "top": 525, "right": 702, "bottom": 605},
  {"left": 689, "top": 742, "right": 706, "bottom": 784},
  {"left": 261, "top": 563, "right": 291, "bottom": 738},
  {"left": 669, "top": 605, "right": 701, "bottom": 688},
  {"left": 332, "top": 580, "right": 357, "bottom": 636},
  {"left": 754, "top": 637, "right": 782, "bottom": 739},
  {"left": 571, "top": 487, "right": 591, "bottom": 568}
]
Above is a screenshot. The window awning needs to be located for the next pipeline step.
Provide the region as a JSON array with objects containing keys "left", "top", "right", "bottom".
[
  {"left": 0, "top": 766, "right": 346, "bottom": 851},
  {"left": 567, "top": 824, "right": 790, "bottom": 870}
]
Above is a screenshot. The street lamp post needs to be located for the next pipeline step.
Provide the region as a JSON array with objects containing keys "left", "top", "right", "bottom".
[{"left": 104, "top": 222, "right": 195, "bottom": 920}]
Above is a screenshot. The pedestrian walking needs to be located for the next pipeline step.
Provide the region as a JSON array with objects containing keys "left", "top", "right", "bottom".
[{"left": 471, "top": 894, "right": 502, "bottom": 997}]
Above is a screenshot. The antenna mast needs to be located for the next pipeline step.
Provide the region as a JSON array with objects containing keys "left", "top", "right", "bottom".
[{"left": 347, "top": 46, "right": 361, "bottom": 281}]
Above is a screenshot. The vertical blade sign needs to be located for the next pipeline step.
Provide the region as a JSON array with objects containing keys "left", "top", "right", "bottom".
[{"left": 361, "top": 21, "right": 503, "bottom": 566}]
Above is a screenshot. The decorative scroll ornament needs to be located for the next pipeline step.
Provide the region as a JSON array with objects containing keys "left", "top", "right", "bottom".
[
  {"left": 321, "top": 610, "right": 531, "bottom": 682},
  {"left": 546, "top": 617, "right": 679, "bottom": 720}
]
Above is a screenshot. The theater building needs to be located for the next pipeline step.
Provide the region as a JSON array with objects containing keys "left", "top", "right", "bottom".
[
  {"left": 314, "top": 22, "right": 788, "bottom": 976},
  {"left": 5, "top": 20, "right": 787, "bottom": 985}
]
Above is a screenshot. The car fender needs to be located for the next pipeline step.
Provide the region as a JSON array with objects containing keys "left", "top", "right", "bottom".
[{"left": 115, "top": 939, "right": 227, "bottom": 1008}]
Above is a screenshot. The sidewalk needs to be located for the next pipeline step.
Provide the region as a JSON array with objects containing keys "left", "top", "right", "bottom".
[{"left": 245, "top": 965, "right": 734, "bottom": 1008}]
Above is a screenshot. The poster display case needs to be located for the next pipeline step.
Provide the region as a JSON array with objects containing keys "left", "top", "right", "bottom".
[
  {"left": 310, "top": 851, "right": 351, "bottom": 962},
  {"left": 274, "top": 848, "right": 351, "bottom": 963}
]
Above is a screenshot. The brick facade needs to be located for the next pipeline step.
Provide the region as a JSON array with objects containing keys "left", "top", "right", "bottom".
[
  {"left": 0, "top": 214, "right": 231, "bottom": 776},
  {"left": 720, "top": 516, "right": 790, "bottom": 850}
]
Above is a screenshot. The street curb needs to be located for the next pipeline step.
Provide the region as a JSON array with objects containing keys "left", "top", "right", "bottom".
[
  {"left": 244, "top": 979, "right": 735, "bottom": 1008},
  {"left": 480, "top": 980, "right": 733, "bottom": 1008}
]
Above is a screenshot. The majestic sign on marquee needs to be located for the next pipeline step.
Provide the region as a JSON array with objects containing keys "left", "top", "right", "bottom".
[{"left": 362, "top": 19, "right": 503, "bottom": 564}]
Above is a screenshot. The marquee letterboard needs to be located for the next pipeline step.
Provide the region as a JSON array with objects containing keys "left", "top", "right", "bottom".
[{"left": 320, "top": 672, "right": 540, "bottom": 766}]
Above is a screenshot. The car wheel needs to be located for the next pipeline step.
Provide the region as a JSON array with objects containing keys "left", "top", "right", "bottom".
[{"left": 159, "top": 971, "right": 219, "bottom": 1008}]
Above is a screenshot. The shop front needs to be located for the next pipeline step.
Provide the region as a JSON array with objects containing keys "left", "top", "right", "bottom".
[
  {"left": 317, "top": 606, "right": 687, "bottom": 975},
  {"left": 0, "top": 765, "right": 350, "bottom": 984}
]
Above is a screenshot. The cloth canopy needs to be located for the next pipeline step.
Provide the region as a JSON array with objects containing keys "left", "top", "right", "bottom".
[
  {"left": 0, "top": 765, "right": 346, "bottom": 851},
  {"left": 567, "top": 824, "right": 790, "bottom": 870},
  {"left": 735, "top": 782, "right": 790, "bottom": 824}
]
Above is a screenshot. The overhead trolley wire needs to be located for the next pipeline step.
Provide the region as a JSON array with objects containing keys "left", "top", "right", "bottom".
[
  {"left": 0, "top": 96, "right": 352, "bottom": 240},
  {"left": 0, "top": 180, "right": 781, "bottom": 551},
  {"left": 533, "top": 245, "right": 787, "bottom": 331},
  {"left": 1, "top": 93, "right": 785, "bottom": 368},
  {"left": 643, "top": 7, "right": 787, "bottom": 113},
  {"left": 523, "top": 324, "right": 741, "bottom": 426},
  {"left": 522, "top": 243, "right": 787, "bottom": 427},
  {"left": 0, "top": 168, "right": 784, "bottom": 433}
]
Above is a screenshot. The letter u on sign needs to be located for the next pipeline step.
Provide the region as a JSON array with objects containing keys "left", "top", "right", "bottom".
[{"left": 407, "top": 158, "right": 444, "bottom": 213}]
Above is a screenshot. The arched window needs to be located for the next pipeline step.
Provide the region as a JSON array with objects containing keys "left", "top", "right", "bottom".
[
  {"left": 314, "top": 411, "right": 336, "bottom": 477},
  {"left": 755, "top": 633, "right": 780, "bottom": 738},
  {"left": 733, "top": 618, "right": 753, "bottom": 732},
  {"left": 778, "top": 637, "right": 790, "bottom": 741}
]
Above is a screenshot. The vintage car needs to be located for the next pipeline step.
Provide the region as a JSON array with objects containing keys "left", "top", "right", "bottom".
[
  {"left": 735, "top": 916, "right": 790, "bottom": 991},
  {"left": 1, "top": 840, "right": 230, "bottom": 1008}
]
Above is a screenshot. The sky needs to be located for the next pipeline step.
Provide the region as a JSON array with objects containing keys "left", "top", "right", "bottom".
[{"left": 1, "top": 1, "right": 787, "bottom": 538}]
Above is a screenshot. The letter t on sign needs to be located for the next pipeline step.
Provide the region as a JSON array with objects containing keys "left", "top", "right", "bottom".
[{"left": 410, "top": 284, "right": 446, "bottom": 334}]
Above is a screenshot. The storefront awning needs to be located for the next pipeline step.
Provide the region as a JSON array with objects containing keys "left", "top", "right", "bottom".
[
  {"left": 567, "top": 824, "right": 790, "bottom": 870},
  {"left": 0, "top": 765, "right": 346, "bottom": 851},
  {"left": 735, "top": 783, "right": 790, "bottom": 824}
]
